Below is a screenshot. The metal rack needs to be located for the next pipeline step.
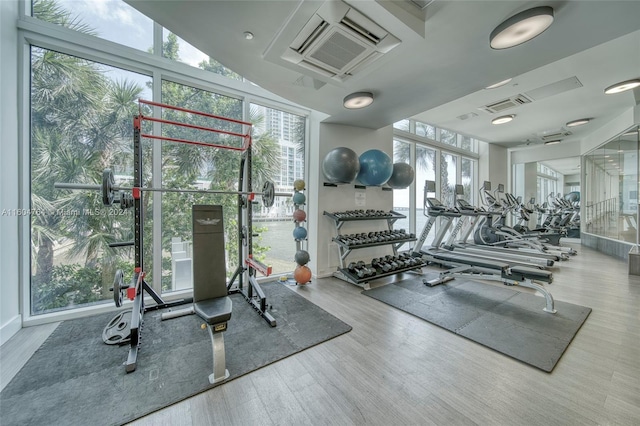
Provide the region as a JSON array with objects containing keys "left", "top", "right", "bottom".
[{"left": 324, "top": 210, "right": 423, "bottom": 289}]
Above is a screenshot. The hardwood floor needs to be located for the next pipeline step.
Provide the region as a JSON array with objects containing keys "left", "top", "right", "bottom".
[
  {"left": 129, "top": 241, "right": 640, "bottom": 426},
  {"left": 3, "top": 241, "right": 639, "bottom": 425}
]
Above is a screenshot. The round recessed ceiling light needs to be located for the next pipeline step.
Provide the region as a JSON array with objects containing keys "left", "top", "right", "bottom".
[
  {"left": 244, "top": 31, "right": 254, "bottom": 40},
  {"left": 486, "top": 78, "right": 512, "bottom": 89},
  {"left": 544, "top": 140, "right": 561, "bottom": 146},
  {"left": 490, "top": 6, "right": 554, "bottom": 49},
  {"left": 491, "top": 114, "right": 515, "bottom": 125},
  {"left": 604, "top": 79, "right": 640, "bottom": 94},
  {"left": 566, "top": 118, "right": 590, "bottom": 127},
  {"left": 343, "top": 92, "right": 374, "bottom": 109}
]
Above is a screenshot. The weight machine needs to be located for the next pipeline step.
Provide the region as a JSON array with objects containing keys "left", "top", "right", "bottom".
[{"left": 56, "top": 99, "right": 283, "bottom": 372}]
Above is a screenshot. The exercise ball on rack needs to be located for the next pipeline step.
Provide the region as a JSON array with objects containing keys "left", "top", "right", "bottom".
[
  {"left": 293, "top": 209, "right": 307, "bottom": 222},
  {"left": 356, "top": 149, "right": 393, "bottom": 186},
  {"left": 293, "top": 226, "right": 307, "bottom": 240},
  {"left": 292, "top": 192, "right": 306, "bottom": 205},
  {"left": 322, "top": 147, "right": 360, "bottom": 183},
  {"left": 293, "top": 179, "right": 306, "bottom": 191},
  {"left": 294, "top": 250, "right": 310, "bottom": 266},
  {"left": 294, "top": 265, "right": 312, "bottom": 284},
  {"left": 387, "top": 163, "right": 415, "bottom": 189}
]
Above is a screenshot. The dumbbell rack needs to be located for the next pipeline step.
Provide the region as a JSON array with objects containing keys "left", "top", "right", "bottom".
[{"left": 324, "top": 210, "right": 422, "bottom": 289}]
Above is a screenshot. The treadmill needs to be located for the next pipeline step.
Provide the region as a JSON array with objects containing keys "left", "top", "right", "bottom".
[
  {"left": 411, "top": 181, "right": 556, "bottom": 313},
  {"left": 415, "top": 182, "right": 554, "bottom": 269},
  {"left": 443, "top": 185, "right": 559, "bottom": 267}
]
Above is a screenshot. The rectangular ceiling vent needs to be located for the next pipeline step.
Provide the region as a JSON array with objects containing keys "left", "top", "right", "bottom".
[
  {"left": 481, "top": 94, "right": 532, "bottom": 114},
  {"left": 540, "top": 130, "right": 572, "bottom": 141},
  {"left": 282, "top": 1, "right": 400, "bottom": 82}
]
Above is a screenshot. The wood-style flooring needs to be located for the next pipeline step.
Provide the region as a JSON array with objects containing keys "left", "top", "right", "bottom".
[{"left": 2, "top": 241, "right": 639, "bottom": 425}]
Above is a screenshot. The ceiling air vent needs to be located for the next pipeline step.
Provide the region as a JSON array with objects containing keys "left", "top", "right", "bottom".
[
  {"left": 540, "top": 130, "right": 572, "bottom": 141},
  {"left": 481, "top": 94, "right": 532, "bottom": 114},
  {"left": 282, "top": 1, "right": 401, "bottom": 82}
]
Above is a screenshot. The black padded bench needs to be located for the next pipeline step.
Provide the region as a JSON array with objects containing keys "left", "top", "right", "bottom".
[
  {"left": 508, "top": 266, "right": 553, "bottom": 283},
  {"left": 192, "top": 205, "right": 233, "bottom": 384}
]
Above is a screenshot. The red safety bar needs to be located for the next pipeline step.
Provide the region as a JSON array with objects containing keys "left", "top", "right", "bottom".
[
  {"left": 137, "top": 99, "right": 252, "bottom": 151},
  {"left": 246, "top": 255, "right": 272, "bottom": 277}
]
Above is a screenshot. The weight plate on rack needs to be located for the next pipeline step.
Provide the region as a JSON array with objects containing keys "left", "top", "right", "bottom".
[
  {"left": 102, "top": 168, "right": 115, "bottom": 206},
  {"left": 262, "top": 180, "right": 275, "bottom": 208},
  {"left": 113, "top": 269, "right": 124, "bottom": 307}
]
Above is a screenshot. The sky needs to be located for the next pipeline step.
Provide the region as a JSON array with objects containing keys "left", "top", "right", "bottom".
[
  {"left": 52, "top": 0, "right": 213, "bottom": 101},
  {"left": 56, "top": 0, "right": 209, "bottom": 67}
]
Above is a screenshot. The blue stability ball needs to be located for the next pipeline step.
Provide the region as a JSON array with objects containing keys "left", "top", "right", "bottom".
[
  {"left": 293, "top": 226, "right": 307, "bottom": 240},
  {"left": 356, "top": 149, "right": 393, "bottom": 186},
  {"left": 387, "top": 163, "right": 415, "bottom": 189},
  {"left": 292, "top": 191, "right": 306, "bottom": 205},
  {"left": 322, "top": 147, "right": 360, "bottom": 183}
]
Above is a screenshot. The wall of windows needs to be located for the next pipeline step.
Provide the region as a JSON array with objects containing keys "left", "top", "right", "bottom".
[
  {"left": 537, "top": 163, "right": 559, "bottom": 208},
  {"left": 392, "top": 118, "right": 479, "bottom": 250},
  {"left": 22, "top": 0, "right": 308, "bottom": 316},
  {"left": 394, "top": 119, "right": 480, "bottom": 154}
]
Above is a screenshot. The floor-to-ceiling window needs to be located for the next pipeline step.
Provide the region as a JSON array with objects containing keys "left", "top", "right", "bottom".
[
  {"left": 392, "top": 139, "right": 412, "bottom": 248},
  {"left": 25, "top": 0, "right": 308, "bottom": 316},
  {"left": 250, "top": 103, "right": 306, "bottom": 275},
  {"left": 392, "top": 119, "right": 479, "bottom": 250},
  {"left": 30, "top": 46, "right": 152, "bottom": 314}
]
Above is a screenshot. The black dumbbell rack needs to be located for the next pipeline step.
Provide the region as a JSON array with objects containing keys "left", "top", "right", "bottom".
[
  {"left": 324, "top": 210, "right": 421, "bottom": 289},
  {"left": 336, "top": 257, "right": 426, "bottom": 288}
]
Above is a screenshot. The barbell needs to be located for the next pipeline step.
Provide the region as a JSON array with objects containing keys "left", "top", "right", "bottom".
[{"left": 55, "top": 169, "right": 284, "bottom": 208}]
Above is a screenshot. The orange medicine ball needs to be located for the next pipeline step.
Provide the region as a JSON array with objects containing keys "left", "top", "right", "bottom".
[{"left": 294, "top": 265, "right": 312, "bottom": 284}]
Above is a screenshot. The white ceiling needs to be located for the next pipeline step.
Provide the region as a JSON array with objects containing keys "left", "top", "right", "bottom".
[{"left": 126, "top": 0, "right": 640, "bottom": 175}]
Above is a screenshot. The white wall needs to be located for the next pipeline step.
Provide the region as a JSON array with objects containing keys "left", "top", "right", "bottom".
[
  {"left": 311, "top": 123, "right": 394, "bottom": 278},
  {"left": 479, "top": 142, "right": 508, "bottom": 188},
  {"left": 511, "top": 140, "right": 581, "bottom": 165},
  {"left": 0, "top": 0, "right": 22, "bottom": 345}
]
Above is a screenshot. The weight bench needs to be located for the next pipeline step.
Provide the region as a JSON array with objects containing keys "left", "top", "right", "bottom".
[
  {"left": 423, "top": 251, "right": 557, "bottom": 313},
  {"left": 192, "top": 205, "right": 232, "bottom": 384},
  {"left": 194, "top": 295, "right": 232, "bottom": 384},
  {"left": 161, "top": 205, "right": 233, "bottom": 384}
]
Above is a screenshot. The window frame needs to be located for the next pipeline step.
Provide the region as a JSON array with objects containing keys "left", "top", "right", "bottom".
[{"left": 18, "top": 6, "right": 310, "bottom": 323}]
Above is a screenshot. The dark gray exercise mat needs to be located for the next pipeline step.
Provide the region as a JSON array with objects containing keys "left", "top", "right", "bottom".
[
  {"left": 0, "top": 283, "right": 351, "bottom": 426},
  {"left": 362, "top": 276, "right": 591, "bottom": 372}
]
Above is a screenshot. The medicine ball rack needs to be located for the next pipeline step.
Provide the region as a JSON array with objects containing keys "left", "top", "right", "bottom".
[
  {"left": 324, "top": 210, "right": 424, "bottom": 289},
  {"left": 54, "top": 99, "right": 284, "bottom": 372}
]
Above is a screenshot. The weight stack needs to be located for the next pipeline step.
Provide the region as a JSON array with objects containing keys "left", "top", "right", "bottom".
[{"left": 192, "top": 205, "right": 227, "bottom": 301}]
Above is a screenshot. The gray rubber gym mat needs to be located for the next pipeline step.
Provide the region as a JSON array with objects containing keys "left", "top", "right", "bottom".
[
  {"left": 362, "top": 276, "right": 591, "bottom": 372},
  {"left": 0, "top": 283, "right": 351, "bottom": 426}
]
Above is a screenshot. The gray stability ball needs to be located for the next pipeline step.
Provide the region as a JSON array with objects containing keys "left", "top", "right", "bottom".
[
  {"left": 322, "top": 147, "right": 360, "bottom": 184},
  {"left": 294, "top": 250, "right": 310, "bottom": 266},
  {"left": 387, "top": 163, "right": 415, "bottom": 189}
]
